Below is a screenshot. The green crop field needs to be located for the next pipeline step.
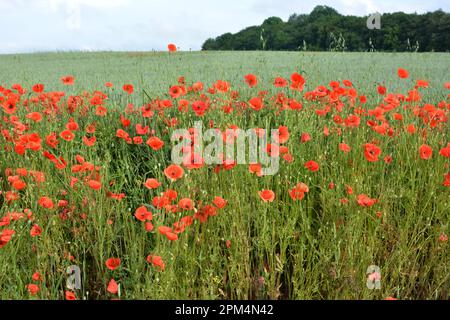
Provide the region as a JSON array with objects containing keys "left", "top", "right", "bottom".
[{"left": 0, "top": 51, "right": 449, "bottom": 300}]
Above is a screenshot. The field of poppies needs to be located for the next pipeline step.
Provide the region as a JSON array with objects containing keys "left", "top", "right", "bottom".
[{"left": 0, "top": 51, "right": 449, "bottom": 300}]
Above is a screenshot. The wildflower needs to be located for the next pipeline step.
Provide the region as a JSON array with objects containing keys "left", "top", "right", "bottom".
[
  {"left": 259, "top": 190, "right": 275, "bottom": 202},
  {"left": 105, "top": 258, "right": 121, "bottom": 271},
  {"left": 419, "top": 144, "right": 433, "bottom": 160},
  {"left": 164, "top": 164, "right": 184, "bottom": 182}
]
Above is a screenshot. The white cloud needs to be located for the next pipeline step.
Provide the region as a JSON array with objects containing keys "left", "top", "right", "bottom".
[{"left": 38, "top": 0, "right": 129, "bottom": 30}]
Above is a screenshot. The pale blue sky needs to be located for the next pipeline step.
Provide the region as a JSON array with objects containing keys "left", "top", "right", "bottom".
[{"left": 1, "top": 0, "right": 448, "bottom": 54}]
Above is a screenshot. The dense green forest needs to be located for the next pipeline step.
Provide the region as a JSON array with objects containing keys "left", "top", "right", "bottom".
[{"left": 202, "top": 6, "right": 450, "bottom": 52}]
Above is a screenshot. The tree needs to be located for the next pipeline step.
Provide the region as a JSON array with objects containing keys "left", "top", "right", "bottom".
[{"left": 201, "top": 6, "right": 450, "bottom": 52}]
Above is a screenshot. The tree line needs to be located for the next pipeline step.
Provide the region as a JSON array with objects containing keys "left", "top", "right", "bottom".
[{"left": 202, "top": 6, "right": 450, "bottom": 52}]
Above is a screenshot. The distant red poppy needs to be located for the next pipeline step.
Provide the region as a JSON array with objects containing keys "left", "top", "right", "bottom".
[
  {"left": 32, "top": 84, "right": 44, "bottom": 93},
  {"left": 135, "top": 206, "right": 152, "bottom": 222},
  {"left": 122, "top": 84, "right": 134, "bottom": 94},
  {"left": 397, "top": 68, "right": 409, "bottom": 79},
  {"left": 61, "top": 75, "right": 75, "bottom": 85},
  {"left": 244, "top": 74, "right": 258, "bottom": 88},
  {"left": 274, "top": 77, "right": 288, "bottom": 87},
  {"left": 377, "top": 85, "right": 386, "bottom": 95},
  {"left": 168, "top": 43, "right": 177, "bottom": 52}
]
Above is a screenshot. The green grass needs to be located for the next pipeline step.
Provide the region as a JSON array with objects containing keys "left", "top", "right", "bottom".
[{"left": 0, "top": 51, "right": 449, "bottom": 300}]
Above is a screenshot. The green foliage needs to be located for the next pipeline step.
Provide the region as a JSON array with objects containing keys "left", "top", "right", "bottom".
[{"left": 202, "top": 6, "right": 450, "bottom": 52}]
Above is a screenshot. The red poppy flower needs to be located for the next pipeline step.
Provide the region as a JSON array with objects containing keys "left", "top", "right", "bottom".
[
  {"left": 32, "top": 84, "right": 44, "bottom": 93},
  {"left": 0, "top": 229, "right": 15, "bottom": 248},
  {"left": 178, "top": 198, "right": 194, "bottom": 210},
  {"left": 105, "top": 258, "right": 121, "bottom": 271},
  {"left": 38, "top": 196, "right": 54, "bottom": 209},
  {"left": 357, "top": 194, "right": 377, "bottom": 207},
  {"left": 135, "top": 206, "right": 153, "bottom": 222},
  {"left": 32, "top": 272, "right": 42, "bottom": 282},
  {"left": 169, "top": 85, "right": 183, "bottom": 99},
  {"left": 397, "top": 68, "right": 409, "bottom": 79},
  {"left": 301, "top": 133, "right": 311, "bottom": 143},
  {"left": 213, "top": 196, "right": 227, "bottom": 209},
  {"left": 146, "top": 136, "right": 164, "bottom": 150},
  {"left": 419, "top": 144, "right": 433, "bottom": 160},
  {"left": 87, "top": 180, "right": 102, "bottom": 190},
  {"left": 244, "top": 74, "right": 258, "bottom": 88},
  {"left": 61, "top": 75, "right": 75, "bottom": 85},
  {"left": 165, "top": 232, "right": 178, "bottom": 241},
  {"left": 147, "top": 255, "right": 165, "bottom": 271},
  {"left": 168, "top": 43, "right": 177, "bottom": 52},
  {"left": 26, "top": 112, "right": 43, "bottom": 122},
  {"left": 27, "top": 284, "right": 39, "bottom": 295},
  {"left": 289, "top": 182, "right": 309, "bottom": 201},
  {"left": 82, "top": 136, "right": 96, "bottom": 147},
  {"left": 65, "top": 291, "right": 76, "bottom": 300},
  {"left": 144, "top": 178, "right": 160, "bottom": 189},
  {"left": 440, "top": 144, "right": 450, "bottom": 158},
  {"left": 247, "top": 97, "right": 263, "bottom": 111},
  {"left": 274, "top": 77, "right": 287, "bottom": 87},
  {"left": 60, "top": 130, "right": 75, "bottom": 142},
  {"left": 259, "top": 189, "right": 275, "bottom": 202},
  {"left": 30, "top": 224, "right": 42, "bottom": 237},
  {"left": 164, "top": 164, "right": 184, "bottom": 182},
  {"left": 122, "top": 84, "right": 134, "bottom": 94},
  {"left": 214, "top": 80, "right": 230, "bottom": 93},
  {"left": 274, "top": 126, "right": 290, "bottom": 144},
  {"left": 12, "top": 179, "right": 26, "bottom": 191},
  {"left": 304, "top": 160, "right": 319, "bottom": 172},
  {"left": 377, "top": 85, "right": 386, "bottom": 95},
  {"left": 339, "top": 143, "right": 351, "bottom": 153},
  {"left": 363, "top": 143, "right": 382, "bottom": 162},
  {"left": 107, "top": 279, "right": 118, "bottom": 294}
]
